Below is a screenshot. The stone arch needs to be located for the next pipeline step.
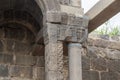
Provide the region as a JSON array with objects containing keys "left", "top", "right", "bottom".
[
  {"left": 0, "top": 0, "right": 61, "bottom": 55},
  {"left": 35, "top": 0, "right": 60, "bottom": 14}
]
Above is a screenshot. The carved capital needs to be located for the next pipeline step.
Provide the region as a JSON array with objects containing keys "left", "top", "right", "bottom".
[{"left": 57, "top": 16, "right": 89, "bottom": 43}]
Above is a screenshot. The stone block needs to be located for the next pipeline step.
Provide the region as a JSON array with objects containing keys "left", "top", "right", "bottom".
[
  {"left": 0, "top": 77, "right": 10, "bottom": 80},
  {"left": 0, "top": 54, "right": 13, "bottom": 64},
  {"left": 45, "top": 71, "right": 58, "bottom": 80},
  {"left": 6, "top": 40, "right": 15, "bottom": 53},
  {"left": 82, "top": 56, "right": 90, "bottom": 70},
  {"left": 82, "top": 70, "right": 99, "bottom": 80},
  {"left": 108, "top": 41, "right": 120, "bottom": 50},
  {"left": 0, "top": 27, "right": 4, "bottom": 38},
  {"left": 0, "top": 40, "right": 3, "bottom": 52},
  {"left": 91, "top": 57, "right": 107, "bottom": 71},
  {"left": 33, "top": 67, "right": 45, "bottom": 80},
  {"left": 14, "top": 41, "right": 31, "bottom": 55},
  {"left": 101, "top": 72, "right": 120, "bottom": 80},
  {"left": 15, "top": 55, "right": 36, "bottom": 66},
  {"left": 11, "top": 77, "right": 32, "bottom": 80},
  {"left": 60, "top": 5, "right": 83, "bottom": 16},
  {"left": 46, "top": 11, "right": 61, "bottom": 23},
  {"left": 105, "top": 49, "right": 120, "bottom": 59},
  {"left": 94, "top": 39, "right": 109, "bottom": 48},
  {"left": 59, "top": 0, "right": 70, "bottom": 5},
  {"left": 107, "top": 59, "right": 120, "bottom": 73},
  {"left": 36, "top": 56, "right": 44, "bottom": 67},
  {"left": 4, "top": 26, "right": 25, "bottom": 41},
  {"left": 61, "top": 14, "right": 83, "bottom": 26},
  {"left": 87, "top": 47, "right": 97, "bottom": 58},
  {"left": 0, "top": 65, "right": 8, "bottom": 77},
  {"left": 9, "top": 65, "right": 33, "bottom": 78}
]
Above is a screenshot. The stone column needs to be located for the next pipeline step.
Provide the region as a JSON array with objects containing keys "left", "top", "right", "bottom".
[
  {"left": 70, "top": 0, "right": 81, "bottom": 7},
  {"left": 44, "top": 23, "right": 63, "bottom": 80},
  {"left": 68, "top": 43, "right": 82, "bottom": 80}
]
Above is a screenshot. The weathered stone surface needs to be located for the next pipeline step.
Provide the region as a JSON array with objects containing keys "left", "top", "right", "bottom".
[
  {"left": 0, "top": 77, "right": 10, "bottom": 80},
  {"left": 0, "top": 27, "right": 4, "bottom": 38},
  {"left": 82, "top": 56, "right": 90, "bottom": 70},
  {"left": 0, "top": 54, "right": 13, "bottom": 64},
  {"left": 70, "top": 0, "right": 81, "bottom": 7},
  {"left": 87, "top": 47, "right": 97, "bottom": 58},
  {"left": 9, "top": 65, "right": 33, "bottom": 78},
  {"left": 46, "top": 11, "right": 61, "bottom": 23},
  {"left": 36, "top": 56, "right": 45, "bottom": 67},
  {"left": 59, "top": 0, "right": 70, "bottom": 5},
  {"left": 0, "top": 65, "right": 8, "bottom": 77},
  {"left": 14, "top": 41, "right": 31, "bottom": 55},
  {"left": 0, "top": 40, "right": 3, "bottom": 52},
  {"left": 101, "top": 72, "right": 120, "bottom": 80},
  {"left": 60, "top": 5, "right": 83, "bottom": 16},
  {"left": 46, "top": 71, "right": 58, "bottom": 80},
  {"left": 4, "top": 26, "right": 25, "bottom": 41},
  {"left": 82, "top": 71, "right": 99, "bottom": 80},
  {"left": 61, "top": 14, "right": 83, "bottom": 26},
  {"left": 105, "top": 49, "right": 120, "bottom": 59},
  {"left": 88, "top": 38, "right": 120, "bottom": 50},
  {"left": 11, "top": 77, "right": 32, "bottom": 80},
  {"left": 91, "top": 57, "right": 107, "bottom": 71},
  {"left": 107, "top": 59, "right": 120, "bottom": 73},
  {"left": 33, "top": 67, "right": 45, "bottom": 80},
  {"left": 15, "top": 55, "right": 36, "bottom": 66},
  {"left": 6, "top": 40, "right": 15, "bottom": 53},
  {"left": 93, "top": 39, "right": 109, "bottom": 48}
]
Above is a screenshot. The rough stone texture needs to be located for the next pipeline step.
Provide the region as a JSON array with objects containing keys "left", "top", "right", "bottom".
[
  {"left": 0, "top": 0, "right": 119, "bottom": 80},
  {"left": 0, "top": 65, "right": 8, "bottom": 77},
  {"left": 14, "top": 55, "right": 36, "bottom": 66},
  {"left": 82, "top": 71, "right": 99, "bottom": 80}
]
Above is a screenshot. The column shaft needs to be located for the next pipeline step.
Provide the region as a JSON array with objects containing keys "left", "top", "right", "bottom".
[
  {"left": 45, "top": 41, "right": 63, "bottom": 80},
  {"left": 68, "top": 43, "right": 82, "bottom": 80}
]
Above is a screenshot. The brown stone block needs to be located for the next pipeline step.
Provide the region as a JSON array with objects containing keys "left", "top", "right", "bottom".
[
  {"left": 14, "top": 41, "right": 32, "bottom": 55},
  {"left": 0, "top": 40, "right": 3, "bottom": 52},
  {"left": 82, "top": 56, "right": 90, "bottom": 70},
  {"left": 82, "top": 70, "right": 99, "bottom": 80},
  {"left": 36, "top": 56, "right": 45, "bottom": 67},
  {"left": 0, "top": 65, "right": 8, "bottom": 77},
  {"left": 91, "top": 57, "right": 107, "bottom": 71},
  {"left": 107, "top": 59, "right": 120, "bottom": 73},
  {"left": 14, "top": 55, "right": 36, "bottom": 66},
  {"left": 101, "top": 72, "right": 120, "bottom": 80},
  {"left": 0, "top": 54, "right": 13, "bottom": 64},
  {"left": 9, "top": 65, "right": 33, "bottom": 78},
  {"left": 33, "top": 67, "right": 45, "bottom": 80}
]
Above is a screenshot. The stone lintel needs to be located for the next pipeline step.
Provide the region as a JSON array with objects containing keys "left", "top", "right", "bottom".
[{"left": 60, "top": 5, "right": 83, "bottom": 16}]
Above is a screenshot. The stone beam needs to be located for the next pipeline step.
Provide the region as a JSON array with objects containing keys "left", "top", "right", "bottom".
[{"left": 86, "top": 0, "right": 120, "bottom": 32}]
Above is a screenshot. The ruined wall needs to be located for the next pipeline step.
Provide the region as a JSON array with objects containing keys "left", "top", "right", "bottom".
[
  {"left": 63, "top": 36, "right": 120, "bottom": 80},
  {"left": 0, "top": 26, "right": 45, "bottom": 80},
  {"left": 1, "top": 35, "right": 120, "bottom": 80}
]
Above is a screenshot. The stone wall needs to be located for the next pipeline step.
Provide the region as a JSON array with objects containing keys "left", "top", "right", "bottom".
[
  {"left": 0, "top": 24, "right": 45, "bottom": 80},
  {"left": 0, "top": 54, "right": 44, "bottom": 80},
  {"left": 0, "top": 35, "right": 120, "bottom": 80},
  {"left": 63, "top": 36, "right": 120, "bottom": 80},
  {"left": 84, "top": 36, "right": 120, "bottom": 80}
]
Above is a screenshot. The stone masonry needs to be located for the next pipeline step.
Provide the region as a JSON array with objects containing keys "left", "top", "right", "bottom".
[{"left": 0, "top": 0, "right": 119, "bottom": 80}]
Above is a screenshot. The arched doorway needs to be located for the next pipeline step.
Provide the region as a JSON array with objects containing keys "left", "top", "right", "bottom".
[{"left": 0, "top": 0, "right": 61, "bottom": 80}]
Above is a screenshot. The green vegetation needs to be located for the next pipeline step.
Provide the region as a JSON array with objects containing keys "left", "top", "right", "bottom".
[{"left": 93, "top": 21, "right": 120, "bottom": 36}]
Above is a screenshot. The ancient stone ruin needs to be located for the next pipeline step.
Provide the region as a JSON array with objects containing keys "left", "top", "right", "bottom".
[{"left": 0, "top": 0, "right": 119, "bottom": 80}]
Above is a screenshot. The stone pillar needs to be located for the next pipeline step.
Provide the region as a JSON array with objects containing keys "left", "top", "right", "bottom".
[
  {"left": 70, "top": 0, "right": 81, "bottom": 7},
  {"left": 44, "top": 23, "right": 63, "bottom": 80},
  {"left": 68, "top": 43, "right": 82, "bottom": 80}
]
